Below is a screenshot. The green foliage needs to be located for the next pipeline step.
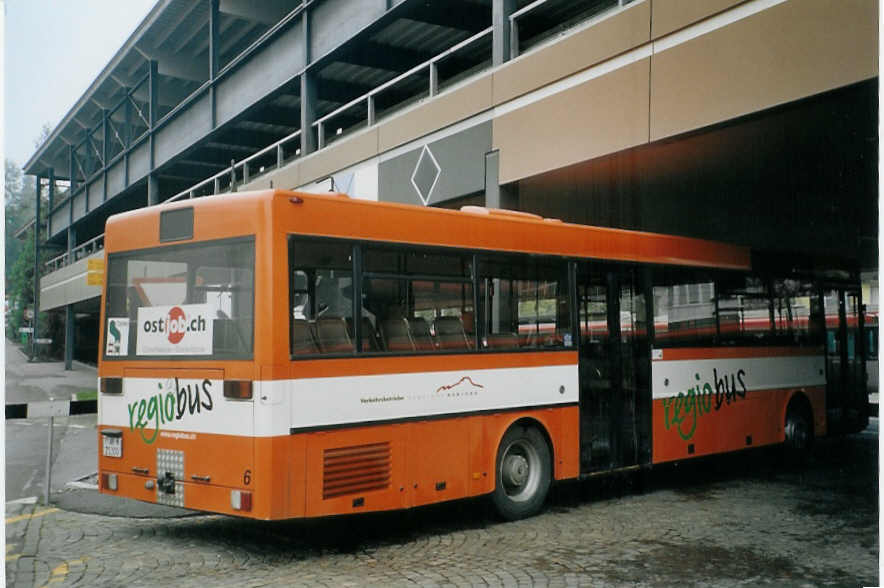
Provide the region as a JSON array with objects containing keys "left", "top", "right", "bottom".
[
  {"left": 5, "top": 156, "right": 59, "bottom": 356},
  {"left": 5, "top": 159, "right": 37, "bottom": 286}
]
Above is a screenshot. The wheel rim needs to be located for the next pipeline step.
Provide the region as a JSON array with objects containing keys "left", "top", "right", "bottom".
[
  {"left": 500, "top": 438, "right": 541, "bottom": 502},
  {"left": 787, "top": 414, "right": 809, "bottom": 449}
]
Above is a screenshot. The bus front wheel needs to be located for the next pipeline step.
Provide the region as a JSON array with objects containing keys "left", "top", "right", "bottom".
[{"left": 491, "top": 425, "right": 551, "bottom": 521}]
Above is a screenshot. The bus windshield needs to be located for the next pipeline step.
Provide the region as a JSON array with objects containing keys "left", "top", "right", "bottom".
[{"left": 103, "top": 237, "right": 255, "bottom": 359}]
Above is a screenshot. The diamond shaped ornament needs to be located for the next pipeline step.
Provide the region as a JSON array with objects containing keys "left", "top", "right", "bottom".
[{"left": 410, "top": 145, "right": 441, "bottom": 206}]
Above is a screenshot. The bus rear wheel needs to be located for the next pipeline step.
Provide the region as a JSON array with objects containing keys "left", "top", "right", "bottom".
[
  {"left": 784, "top": 404, "right": 812, "bottom": 460},
  {"left": 491, "top": 425, "right": 551, "bottom": 521}
]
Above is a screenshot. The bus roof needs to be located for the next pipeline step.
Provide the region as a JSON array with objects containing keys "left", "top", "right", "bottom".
[{"left": 105, "top": 189, "right": 750, "bottom": 270}]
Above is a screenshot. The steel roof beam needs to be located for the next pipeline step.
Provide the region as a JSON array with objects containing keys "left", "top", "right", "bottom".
[
  {"left": 219, "top": 0, "right": 292, "bottom": 26},
  {"left": 240, "top": 105, "right": 300, "bottom": 127},
  {"left": 151, "top": 0, "right": 204, "bottom": 49},
  {"left": 406, "top": 1, "right": 490, "bottom": 33},
  {"left": 134, "top": 45, "right": 208, "bottom": 82}
]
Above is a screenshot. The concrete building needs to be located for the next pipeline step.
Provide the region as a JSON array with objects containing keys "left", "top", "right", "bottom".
[{"left": 23, "top": 0, "right": 878, "bottom": 365}]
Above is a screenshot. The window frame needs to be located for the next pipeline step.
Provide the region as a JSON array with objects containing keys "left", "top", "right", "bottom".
[
  {"left": 102, "top": 235, "right": 256, "bottom": 362},
  {"left": 287, "top": 236, "right": 578, "bottom": 360}
]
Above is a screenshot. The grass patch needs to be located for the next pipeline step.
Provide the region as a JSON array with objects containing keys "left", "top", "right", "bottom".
[{"left": 74, "top": 389, "right": 97, "bottom": 401}]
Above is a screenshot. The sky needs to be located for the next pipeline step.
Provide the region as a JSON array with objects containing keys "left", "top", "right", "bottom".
[{"left": 4, "top": 0, "right": 156, "bottom": 168}]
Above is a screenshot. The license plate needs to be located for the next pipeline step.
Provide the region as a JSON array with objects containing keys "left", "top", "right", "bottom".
[{"left": 102, "top": 436, "right": 122, "bottom": 458}]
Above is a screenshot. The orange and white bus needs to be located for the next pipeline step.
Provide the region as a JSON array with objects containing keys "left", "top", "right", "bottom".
[{"left": 97, "top": 189, "right": 868, "bottom": 520}]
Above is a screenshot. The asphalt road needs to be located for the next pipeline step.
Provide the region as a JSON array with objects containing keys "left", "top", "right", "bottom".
[
  {"left": 5, "top": 341, "right": 98, "bottom": 503},
  {"left": 6, "top": 422, "right": 878, "bottom": 587}
]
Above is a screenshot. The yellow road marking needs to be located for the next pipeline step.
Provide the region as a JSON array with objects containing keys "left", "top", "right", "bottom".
[
  {"left": 6, "top": 508, "right": 59, "bottom": 524},
  {"left": 39, "top": 558, "right": 86, "bottom": 587},
  {"left": 51, "top": 561, "right": 69, "bottom": 576},
  {"left": 6, "top": 554, "right": 20, "bottom": 562}
]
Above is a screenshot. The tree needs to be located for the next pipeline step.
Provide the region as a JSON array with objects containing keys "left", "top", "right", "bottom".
[
  {"left": 5, "top": 123, "right": 57, "bottom": 354},
  {"left": 5, "top": 159, "right": 37, "bottom": 285}
]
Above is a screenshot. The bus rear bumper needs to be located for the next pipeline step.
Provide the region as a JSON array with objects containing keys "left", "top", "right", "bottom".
[{"left": 98, "top": 470, "right": 263, "bottom": 519}]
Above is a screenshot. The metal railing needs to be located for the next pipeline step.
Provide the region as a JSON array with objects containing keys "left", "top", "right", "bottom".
[
  {"left": 44, "top": 233, "right": 104, "bottom": 273},
  {"left": 167, "top": 26, "right": 494, "bottom": 204},
  {"left": 313, "top": 27, "right": 492, "bottom": 150},
  {"left": 509, "top": 0, "right": 627, "bottom": 59},
  {"left": 166, "top": 129, "right": 302, "bottom": 203}
]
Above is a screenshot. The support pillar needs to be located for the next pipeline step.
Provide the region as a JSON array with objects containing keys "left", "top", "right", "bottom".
[
  {"left": 64, "top": 304, "right": 75, "bottom": 370},
  {"left": 300, "top": 8, "right": 316, "bottom": 156},
  {"left": 47, "top": 169, "right": 55, "bottom": 236},
  {"left": 32, "top": 176, "right": 42, "bottom": 360},
  {"left": 148, "top": 173, "right": 160, "bottom": 206},
  {"left": 102, "top": 109, "right": 109, "bottom": 201},
  {"left": 65, "top": 223, "right": 76, "bottom": 366},
  {"left": 209, "top": 0, "right": 219, "bottom": 128},
  {"left": 484, "top": 150, "right": 518, "bottom": 209},
  {"left": 148, "top": 60, "right": 158, "bottom": 203},
  {"left": 492, "top": 0, "right": 517, "bottom": 66},
  {"left": 300, "top": 72, "right": 317, "bottom": 156},
  {"left": 124, "top": 93, "right": 131, "bottom": 187},
  {"left": 67, "top": 225, "right": 76, "bottom": 259},
  {"left": 69, "top": 145, "right": 77, "bottom": 195}
]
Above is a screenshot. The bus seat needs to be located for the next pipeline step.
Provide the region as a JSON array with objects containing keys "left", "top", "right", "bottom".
[
  {"left": 433, "top": 316, "right": 469, "bottom": 350},
  {"left": 292, "top": 319, "right": 319, "bottom": 355},
  {"left": 519, "top": 325, "right": 537, "bottom": 347},
  {"left": 461, "top": 310, "right": 475, "bottom": 335},
  {"left": 381, "top": 318, "right": 414, "bottom": 352},
  {"left": 316, "top": 317, "right": 354, "bottom": 353},
  {"left": 348, "top": 316, "right": 381, "bottom": 351},
  {"left": 409, "top": 317, "right": 437, "bottom": 351},
  {"left": 486, "top": 332, "right": 519, "bottom": 349}
]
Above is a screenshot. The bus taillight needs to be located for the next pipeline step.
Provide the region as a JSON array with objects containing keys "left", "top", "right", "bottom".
[
  {"left": 231, "top": 490, "right": 252, "bottom": 511},
  {"left": 101, "top": 473, "right": 118, "bottom": 491},
  {"left": 223, "top": 380, "right": 253, "bottom": 400}
]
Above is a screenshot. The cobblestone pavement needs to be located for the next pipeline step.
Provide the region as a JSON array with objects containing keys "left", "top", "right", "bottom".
[{"left": 6, "top": 429, "right": 877, "bottom": 587}]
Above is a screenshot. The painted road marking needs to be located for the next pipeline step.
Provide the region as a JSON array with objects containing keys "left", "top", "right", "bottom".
[
  {"left": 6, "top": 507, "right": 59, "bottom": 524},
  {"left": 41, "top": 558, "right": 86, "bottom": 587},
  {"left": 6, "top": 543, "right": 20, "bottom": 562},
  {"left": 7, "top": 496, "right": 38, "bottom": 505}
]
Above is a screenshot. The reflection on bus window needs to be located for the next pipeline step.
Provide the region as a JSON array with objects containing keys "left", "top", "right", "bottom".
[
  {"left": 363, "top": 247, "right": 474, "bottom": 353},
  {"left": 289, "top": 238, "right": 354, "bottom": 355},
  {"left": 479, "top": 257, "right": 571, "bottom": 350},
  {"left": 771, "top": 279, "right": 822, "bottom": 344},
  {"left": 652, "top": 269, "right": 717, "bottom": 347},
  {"left": 104, "top": 238, "right": 255, "bottom": 359},
  {"left": 716, "top": 276, "right": 771, "bottom": 342}
]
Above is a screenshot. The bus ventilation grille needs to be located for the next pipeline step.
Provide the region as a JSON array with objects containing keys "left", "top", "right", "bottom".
[{"left": 322, "top": 441, "right": 392, "bottom": 499}]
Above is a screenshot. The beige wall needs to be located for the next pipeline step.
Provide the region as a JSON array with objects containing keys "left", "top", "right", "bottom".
[
  {"left": 377, "top": 74, "right": 493, "bottom": 152},
  {"left": 651, "top": 0, "right": 747, "bottom": 38},
  {"left": 493, "top": 59, "right": 650, "bottom": 183},
  {"left": 492, "top": 1, "right": 651, "bottom": 104},
  {"left": 649, "top": 0, "right": 879, "bottom": 141},
  {"left": 40, "top": 252, "right": 103, "bottom": 311}
]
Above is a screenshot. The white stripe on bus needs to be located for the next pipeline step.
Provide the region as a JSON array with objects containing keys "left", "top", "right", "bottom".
[
  {"left": 651, "top": 355, "right": 825, "bottom": 400},
  {"left": 100, "top": 364, "right": 579, "bottom": 437}
]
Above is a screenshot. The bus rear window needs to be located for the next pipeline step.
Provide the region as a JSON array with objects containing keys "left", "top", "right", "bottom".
[{"left": 103, "top": 237, "right": 255, "bottom": 359}]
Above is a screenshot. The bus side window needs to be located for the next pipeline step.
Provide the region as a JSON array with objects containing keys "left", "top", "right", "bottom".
[
  {"left": 479, "top": 257, "right": 570, "bottom": 350},
  {"left": 362, "top": 246, "right": 474, "bottom": 354},
  {"left": 652, "top": 270, "right": 717, "bottom": 347},
  {"left": 288, "top": 238, "right": 354, "bottom": 357}
]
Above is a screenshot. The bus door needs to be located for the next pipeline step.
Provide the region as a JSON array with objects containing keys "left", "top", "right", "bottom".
[
  {"left": 577, "top": 264, "right": 650, "bottom": 473},
  {"left": 824, "top": 287, "right": 868, "bottom": 433}
]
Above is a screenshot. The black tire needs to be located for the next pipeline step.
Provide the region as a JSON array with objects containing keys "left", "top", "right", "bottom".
[
  {"left": 784, "top": 405, "right": 812, "bottom": 460},
  {"left": 491, "top": 425, "right": 552, "bottom": 521}
]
